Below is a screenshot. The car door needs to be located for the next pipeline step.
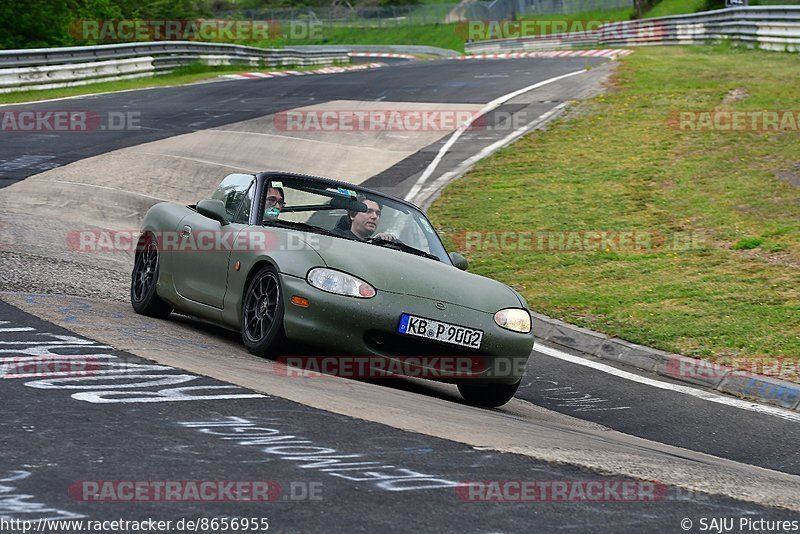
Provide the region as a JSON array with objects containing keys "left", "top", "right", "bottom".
[{"left": 172, "top": 177, "right": 255, "bottom": 309}]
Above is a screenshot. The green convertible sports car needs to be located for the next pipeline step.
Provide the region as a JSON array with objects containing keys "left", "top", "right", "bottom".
[{"left": 131, "top": 171, "right": 534, "bottom": 407}]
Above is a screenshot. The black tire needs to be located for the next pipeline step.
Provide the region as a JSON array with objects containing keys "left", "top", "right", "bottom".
[
  {"left": 241, "top": 266, "right": 286, "bottom": 357},
  {"left": 130, "top": 235, "right": 173, "bottom": 318},
  {"left": 458, "top": 379, "right": 521, "bottom": 408}
]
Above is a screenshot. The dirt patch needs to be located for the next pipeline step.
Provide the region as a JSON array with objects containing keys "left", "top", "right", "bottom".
[
  {"left": 736, "top": 247, "right": 800, "bottom": 269},
  {"left": 721, "top": 87, "right": 749, "bottom": 105},
  {"left": 774, "top": 169, "right": 800, "bottom": 188}
]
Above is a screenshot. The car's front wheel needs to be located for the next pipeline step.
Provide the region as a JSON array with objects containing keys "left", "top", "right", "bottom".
[
  {"left": 130, "top": 235, "right": 173, "bottom": 318},
  {"left": 458, "top": 379, "right": 521, "bottom": 408},
  {"left": 242, "top": 266, "right": 286, "bottom": 357}
]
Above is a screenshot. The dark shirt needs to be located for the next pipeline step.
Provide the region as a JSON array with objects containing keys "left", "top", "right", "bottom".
[{"left": 331, "top": 227, "right": 362, "bottom": 240}]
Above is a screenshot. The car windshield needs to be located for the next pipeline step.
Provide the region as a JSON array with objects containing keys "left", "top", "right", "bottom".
[{"left": 262, "top": 176, "right": 450, "bottom": 263}]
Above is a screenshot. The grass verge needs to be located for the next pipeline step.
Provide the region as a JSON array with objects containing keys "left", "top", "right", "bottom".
[
  {"left": 517, "top": 8, "right": 636, "bottom": 30},
  {"left": 251, "top": 5, "right": 635, "bottom": 51},
  {"left": 462, "top": 8, "right": 634, "bottom": 42},
  {"left": 249, "top": 23, "right": 466, "bottom": 53},
  {"left": 644, "top": 0, "right": 709, "bottom": 18},
  {"left": 428, "top": 45, "right": 800, "bottom": 365}
]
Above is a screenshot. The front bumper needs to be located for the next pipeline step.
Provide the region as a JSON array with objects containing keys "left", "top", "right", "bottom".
[{"left": 280, "top": 274, "right": 534, "bottom": 384}]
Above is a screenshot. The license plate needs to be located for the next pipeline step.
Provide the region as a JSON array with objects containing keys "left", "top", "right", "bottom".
[{"left": 397, "top": 313, "right": 483, "bottom": 349}]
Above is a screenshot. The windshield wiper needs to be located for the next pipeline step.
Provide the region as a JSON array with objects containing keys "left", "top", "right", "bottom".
[
  {"left": 364, "top": 238, "right": 440, "bottom": 261},
  {"left": 262, "top": 219, "right": 340, "bottom": 238}
]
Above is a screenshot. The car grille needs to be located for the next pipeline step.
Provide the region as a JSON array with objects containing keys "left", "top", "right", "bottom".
[{"left": 364, "top": 331, "right": 487, "bottom": 358}]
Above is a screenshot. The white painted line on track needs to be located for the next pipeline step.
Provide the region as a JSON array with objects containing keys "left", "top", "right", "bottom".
[
  {"left": 535, "top": 342, "right": 800, "bottom": 423},
  {"left": 0, "top": 322, "right": 35, "bottom": 333},
  {"left": 52, "top": 180, "right": 169, "bottom": 201},
  {"left": 137, "top": 152, "right": 255, "bottom": 172},
  {"left": 207, "top": 128, "right": 408, "bottom": 152},
  {"left": 404, "top": 68, "right": 586, "bottom": 203},
  {"left": 415, "top": 102, "right": 569, "bottom": 206}
]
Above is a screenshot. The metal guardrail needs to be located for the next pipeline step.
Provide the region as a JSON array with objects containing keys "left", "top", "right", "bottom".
[
  {"left": 0, "top": 41, "right": 348, "bottom": 93},
  {"left": 465, "top": 6, "right": 800, "bottom": 53}
]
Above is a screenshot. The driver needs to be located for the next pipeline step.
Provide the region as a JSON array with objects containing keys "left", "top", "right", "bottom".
[{"left": 333, "top": 196, "right": 396, "bottom": 241}]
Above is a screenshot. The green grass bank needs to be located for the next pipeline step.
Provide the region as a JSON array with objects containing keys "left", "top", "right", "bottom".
[{"left": 428, "top": 46, "right": 800, "bottom": 367}]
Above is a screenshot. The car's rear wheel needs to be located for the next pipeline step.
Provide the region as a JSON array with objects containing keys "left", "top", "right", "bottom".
[
  {"left": 458, "top": 379, "right": 521, "bottom": 408},
  {"left": 242, "top": 266, "right": 286, "bottom": 357},
  {"left": 130, "top": 235, "right": 173, "bottom": 318}
]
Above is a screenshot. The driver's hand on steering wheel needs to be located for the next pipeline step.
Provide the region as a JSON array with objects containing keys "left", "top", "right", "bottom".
[{"left": 372, "top": 232, "right": 398, "bottom": 242}]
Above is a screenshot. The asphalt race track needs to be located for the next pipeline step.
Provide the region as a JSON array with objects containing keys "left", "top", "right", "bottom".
[
  {"left": 2, "top": 300, "right": 794, "bottom": 533},
  {"left": 0, "top": 57, "right": 599, "bottom": 187},
  {"left": 1, "top": 57, "right": 799, "bottom": 533}
]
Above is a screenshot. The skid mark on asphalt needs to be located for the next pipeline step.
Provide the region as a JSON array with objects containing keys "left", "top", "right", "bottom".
[
  {"left": 523, "top": 376, "right": 631, "bottom": 412},
  {"left": 537, "top": 342, "right": 800, "bottom": 423},
  {"left": 0, "top": 155, "right": 60, "bottom": 174}
]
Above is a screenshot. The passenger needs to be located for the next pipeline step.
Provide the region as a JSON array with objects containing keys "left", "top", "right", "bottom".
[{"left": 264, "top": 185, "right": 285, "bottom": 219}]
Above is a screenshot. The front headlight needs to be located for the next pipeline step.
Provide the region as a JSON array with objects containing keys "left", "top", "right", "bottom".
[
  {"left": 307, "top": 268, "right": 376, "bottom": 298},
  {"left": 494, "top": 308, "right": 531, "bottom": 333}
]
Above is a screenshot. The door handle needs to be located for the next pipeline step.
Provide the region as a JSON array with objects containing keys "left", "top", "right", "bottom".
[{"left": 181, "top": 225, "right": 192, "bottom": 238}]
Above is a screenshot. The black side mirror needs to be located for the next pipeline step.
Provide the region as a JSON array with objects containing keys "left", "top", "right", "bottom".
[
  {"left": 197, "top": 199, "right": 229, "bottom": 225},
  {"left": 450, "top": 252, "right": 468, "bottom": 271}
]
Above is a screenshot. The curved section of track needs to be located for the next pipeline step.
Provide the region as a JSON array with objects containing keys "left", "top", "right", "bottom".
[{"left": 2, "top": 56, "right": 799, "bottom": 530}]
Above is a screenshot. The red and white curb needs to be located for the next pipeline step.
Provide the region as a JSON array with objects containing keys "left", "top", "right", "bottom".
[
  {"left": 453, "top": 49, "right": 634, "bottom": 60},
  {"left": 348, "top": 52, "right": 416, "bottom": 60},
  {"left": 221, "top": 62, "right": 386, "bottom": 80}
]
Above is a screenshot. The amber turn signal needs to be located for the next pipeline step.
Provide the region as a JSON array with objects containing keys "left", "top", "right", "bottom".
[{"left": 290, "top": 296, "right": 310, "bottom": 307}]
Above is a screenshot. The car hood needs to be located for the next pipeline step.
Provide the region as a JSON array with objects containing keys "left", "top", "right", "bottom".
[{"left": 309, "top": 235, "right": 522, "bottom": 313}]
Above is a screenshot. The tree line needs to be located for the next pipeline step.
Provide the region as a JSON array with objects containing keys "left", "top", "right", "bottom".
[{"left": 0, "top": 0, "right": 421, "bottom": 49}]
